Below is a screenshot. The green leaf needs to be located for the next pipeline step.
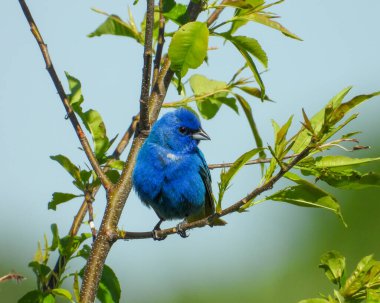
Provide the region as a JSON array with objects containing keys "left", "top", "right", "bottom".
[
  {"left": 274, "top": 116, "right": 293, "bottom": 158},
  {"left": 329, "top": 91, "right": 380, "bottom": 125},
  {"left": 341, "top": 254, "right": 380, "bottom": 298},
  {"left": 224, "top": 35, "right": 268, "bottom": 68},
  {"left": 168, "top": 22, "right": 209, "bottom": 76},
  {"left": 292, "top": 88, "right": 380, "bottom": 153},
  {"left": 59, "top": 233, "right": 91, "bottom": 258},
  {"left": 217, "top": 148, "right": 261, "bottom": 211},
  {"left": 66, "top": 72, "right": 84, "bottom": 109},
  {"left": 50, "top": 224, "right": 60, "bottom": 251},
  {"left": 65, "top": 73, "right": 111, "bottom": 159},
  {"left": 50, "top": 155, "right": 82, "bottom": 186},
  {"left": 97, "top": 265, "right": 121, "bottom": 303},
  {"left": 231, "top": 44, "right": 265, "bottom": 99},
  {"left": 107, "top": 160, "right": 125, "bottom": 171},
  {"left": 267, "top": 172, "right": 346, "bottom": 225},
  {"left": 82, "top": 109, "right": 110, "bottom": 158},
  {"left": 18, "top": 290, "right": 44, "bottom": 303},
  {"left": 48, "top": 192, "right": 80, "bottom": 211},
  {"left": 190, "top": 74, "right": 228, "bottom": 96},
  {"left": 319, "top": 170, "right": 380, "bottom": 190},
  {"left": 163, "top": 0, "right": 188, "bottom": 25},
  {"left": 237, "top": 86, "right": 271, "bottom": 101},
  {"left": 189, "top": 74, "right": 236, "bottom": 119},
  {"left": 88, "top": 11, "right": 142, "bottom": 43},
  {"left": 42, "top": 294, "right": 55, "bottom": 303},
  {"left": 233, "top": 12, "right": 302, "bottom": 40},
  {"left": 235, "top": 94, "right": 266, "bottom": 161},
  {"left": 310, "top": 155, "right": 380, "bottom": 169},
  {"left": 52, "top": 288, "right": 72, "bottom": 301},
  {"left": 319, "top": 251, "right": 346, "bottom": 286}
]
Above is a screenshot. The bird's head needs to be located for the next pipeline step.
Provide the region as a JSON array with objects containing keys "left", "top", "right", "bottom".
[{"left": 150, "top": 108, "right": 210, "bottom": 153}]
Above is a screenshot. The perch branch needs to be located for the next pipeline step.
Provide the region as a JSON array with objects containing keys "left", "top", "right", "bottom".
[
  {"left": 118, "top": 147, "right": 311, "bottom": 240},
  {"left": 152, "top": 0, "right": 166, "bottom": 90}
]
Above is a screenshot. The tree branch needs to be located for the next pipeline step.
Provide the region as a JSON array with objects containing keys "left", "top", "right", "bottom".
[
  {"left": 207, "top": 0, "right": 228, "bottom": 27},
  {"left": 118, "top": 147, "right": 311, "bottom": 240},
  {"left": 139, "top": 0, "right": 155, "bottom": 134},
  {"left": 18, "top": 0, "right": 112, "bottom": 192},
  {"left": 152, "top": 0, "right": 166, "bottom": 90}
]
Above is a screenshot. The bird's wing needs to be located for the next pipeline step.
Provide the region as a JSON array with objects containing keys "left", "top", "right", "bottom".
[{"left": 193, "top": 149, "right": 227, "bottom": 226}]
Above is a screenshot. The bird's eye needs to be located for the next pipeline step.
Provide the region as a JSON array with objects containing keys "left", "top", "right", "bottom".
[{"left": 179, "top": 126, "right": 188, "bottom": 134}]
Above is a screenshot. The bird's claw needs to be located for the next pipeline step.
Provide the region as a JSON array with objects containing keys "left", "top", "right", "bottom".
[
  {"left": 152, "top": 228, "right": 167, "bottom": 241},
  {"left": 176, "top": 222, "right": 189, "bottom": 238}
]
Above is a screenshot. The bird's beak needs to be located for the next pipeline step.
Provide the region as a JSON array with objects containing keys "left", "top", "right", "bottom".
[{"left": 192, "top": 128, "right": 211, "bottom": 140}]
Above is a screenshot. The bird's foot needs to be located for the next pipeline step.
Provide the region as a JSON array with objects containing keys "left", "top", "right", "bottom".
[
  {"left": 176, "top": 221, "right": 189, "bottom": 238},
  {"left": 152, "top": 228, "right": 167, "bottom": 241},
  {"left": 152, "top": 218, "right": 167, "bottom": 241}
]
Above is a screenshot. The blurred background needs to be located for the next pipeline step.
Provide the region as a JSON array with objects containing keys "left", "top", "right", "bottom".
[{"left": 1, "top": 0, "right": 380, "bottom": 302}]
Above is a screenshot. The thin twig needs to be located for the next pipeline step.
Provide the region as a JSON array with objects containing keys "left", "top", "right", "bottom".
[
  {"left": 18, "top": 0, "right": 112, "bottom": 192},
  {"left": 151, "top": 0, "right": 166, "bottom": 91},
  {"left": 118, "top": 147, "right": 311, "bottom": 240},
  {"left": 112, "top": 115, "right": 139, "bottom": 159},
  {"left": 139, "top": 0, "right": 155, "bottom": 133},
  {"left": 208, "top": 153, "right": 300, "bottom": 169}
]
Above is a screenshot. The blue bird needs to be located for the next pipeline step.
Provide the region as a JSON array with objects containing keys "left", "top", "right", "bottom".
[{"left": 133, "top": 108, "right": 224, "bottom": 239}]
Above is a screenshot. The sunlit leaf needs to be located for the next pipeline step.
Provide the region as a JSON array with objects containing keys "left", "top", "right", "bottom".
[
  {"left": 233, "top": 12, "right": 302, "bottom": 40},
  {"left": 224, "top": 35, "right": 268, "bottom": 68},
  {"left": 319, "top": 251, "right": 346, "bottom": 286},
  {"left": 217, "top": 148, "right": 262, "bottom": 211},
  {"left": 298, "top": 299, "right": 330, "bottom": 303},
  {"left": 88, "top": 10, "right": 142, "bottom": 43},
  {"left": 168, "top": 22, "right": 209, "bottom": 76},
  {"left": 267, "top": 172, "right": 345, "bottom": 225},
  {"left": 82, "top": 109, "right": 110, "bottom": 158},
  {"left": 52, "top": 288, "right": 72, "bottom": 301},
  {"left": 50, "top": 155, "right": 82, "bottom": 189}
]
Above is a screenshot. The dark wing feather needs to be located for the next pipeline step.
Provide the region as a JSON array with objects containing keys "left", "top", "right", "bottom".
[{"left": 197, "top": 150, "right": 227, "bottom": 226}]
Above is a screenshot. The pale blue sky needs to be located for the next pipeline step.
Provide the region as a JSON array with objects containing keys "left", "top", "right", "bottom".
[{"left": 1, "top": 1, "right": 380, "bottom": 302}]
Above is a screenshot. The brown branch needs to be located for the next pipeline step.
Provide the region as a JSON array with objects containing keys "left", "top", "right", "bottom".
[
  {"left": 152, "top": 0, "right": 166, "bottom": 90},
  {"left": 0, "top": 272, "right": 25, "bottom": 283},
  {"left": 139, "top": 0, "right": 155, "bottom": 133},
  {"left": 112, "top": 115, "right": 139, "bottom": 159},
  {"left": 18, "top": 0, "right": 112, "bottom": 192},
  {"left": 207, "top": 0, "right": 228, "bottom": 27},
  {"left": 118, "top": 147, "right": 311, "bottom": 240}
]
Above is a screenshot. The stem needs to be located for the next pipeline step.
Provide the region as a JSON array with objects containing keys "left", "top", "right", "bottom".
[
  {"left": 18, "top": 0, "right": 112, "bottom": 192},
  {"left": 152, "top": 0, "right": 166, "bottom": 90},
  {"left": 139, "top": 0, "right": 155, "bottom": 133}
]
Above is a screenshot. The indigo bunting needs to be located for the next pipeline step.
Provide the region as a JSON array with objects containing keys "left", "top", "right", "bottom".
[{"left": 133, "top": 108, "right": 224, "bottom": 239}]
